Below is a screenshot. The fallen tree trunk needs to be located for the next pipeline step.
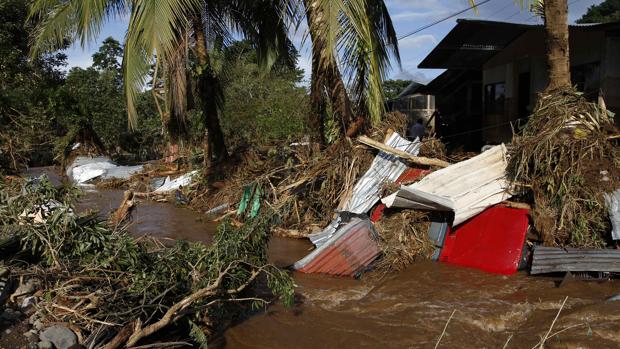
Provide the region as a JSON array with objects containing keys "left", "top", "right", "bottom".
[{"left": 357, "top": 136, "right": 450, "bottom": 168}]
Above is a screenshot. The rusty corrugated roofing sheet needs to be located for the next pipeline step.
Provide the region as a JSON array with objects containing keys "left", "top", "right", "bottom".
[{"left": 294, "top": 218, "right": 380, "bottom": 277}]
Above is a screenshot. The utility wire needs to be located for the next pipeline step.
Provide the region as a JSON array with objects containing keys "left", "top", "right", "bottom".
[{"left": 396, "top": 0, "right": 495, "bottom": 42}]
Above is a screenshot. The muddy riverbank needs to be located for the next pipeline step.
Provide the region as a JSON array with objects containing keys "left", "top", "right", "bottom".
[{"left": 15, "top": 167, "right": 620, "bottom": 349}]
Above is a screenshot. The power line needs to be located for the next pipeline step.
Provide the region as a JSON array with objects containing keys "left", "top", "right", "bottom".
[
  {"left": 486, "top": 1, "right": 519, "bottom": 20},
  {"left": 397, "top": 0, "right": 495, "bottom": 43}
]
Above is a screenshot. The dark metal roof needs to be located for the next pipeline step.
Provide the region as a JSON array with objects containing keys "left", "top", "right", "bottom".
[
  {"left": 419, "top": 19, "right": 532, "bottom": 69},
  {"left": 418, "top": 19, "right": 620, "bottom": 69},
  {"left": 396, "top": 81, "right": 426, "bottom": 98}
]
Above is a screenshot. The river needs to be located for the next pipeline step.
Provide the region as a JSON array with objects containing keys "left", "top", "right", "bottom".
[{"left": 24, "top": 168, "right": 620, "bottom": 349}]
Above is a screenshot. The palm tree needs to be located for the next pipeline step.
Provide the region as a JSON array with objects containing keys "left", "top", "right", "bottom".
[
  {"left": 302, "top": 0, "right": 400, "bottom": 140},
  {"left": 30, "top": 0, "right": 293, "bottom": 164},
  {"left": 541, "top": 0, "right": 571, "bottom": 91},
  {"left": 30, "top": 0, "right": 401, "bottom": 155}
]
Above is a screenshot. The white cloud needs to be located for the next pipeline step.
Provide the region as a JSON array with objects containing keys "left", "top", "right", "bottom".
[
  {"left": 398, "top": 34, "right": 437, "bottom": 49},
  {"left": 392, "top": 9, "right": 450, "bottom": 21}
]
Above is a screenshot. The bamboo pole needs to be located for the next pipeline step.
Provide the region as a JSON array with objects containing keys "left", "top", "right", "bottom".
[{"left": 357, "top": 135, "right": 450, "bottom": 168}]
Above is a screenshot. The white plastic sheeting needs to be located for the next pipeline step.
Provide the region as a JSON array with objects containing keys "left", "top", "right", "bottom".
[
  {"left": 67, "top": 156, "right": 143, "bottom": 184},
  {"left": 604, "top": 189, "right": 620, "bottom": 240},
  {"left": 307, "top": 132, "right": 419, "bottom": 248},
  {"left": 381, "top": 144, "right": 512, "bottom": 226},
  {"left": 154, "top": 170, "right": 198, "bottom": 192}
]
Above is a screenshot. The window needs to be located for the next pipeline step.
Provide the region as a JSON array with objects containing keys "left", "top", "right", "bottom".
[
  {"left": 571, "top": 62, "right": 600, "bottom": 99},
  {"left": 485, "top": 82, "right": 505, "bottom": 115}
]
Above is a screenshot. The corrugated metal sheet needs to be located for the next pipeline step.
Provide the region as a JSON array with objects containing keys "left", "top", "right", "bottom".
[
  {"left": 531, "top": 246, "right": 620, "bottom": 274},
  {"left": 381, "top": 144, "right": 511, "bottom": 226},
  {"left": 307, "top": 132, "right": 419, "bottom": 249},
  {"left": 604, "top": 189, "right": 620, "bottom": 240},
  {"left": 343, "top": 132, "right": 420, "bottom": 214},
  {"left": 294, "top": 218, "right": 380, "bottom": 277}
]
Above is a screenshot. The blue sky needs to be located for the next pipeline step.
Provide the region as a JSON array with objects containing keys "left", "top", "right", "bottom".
[{"left": 64, "top": 0, "right": 602, "bottom": 84}]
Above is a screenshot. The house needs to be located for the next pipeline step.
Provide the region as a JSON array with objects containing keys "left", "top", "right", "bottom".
[
  {"left": 419, "top": 19, "right": 620, "bottom": 149},
  {"left": 388, "top": 81, "right": 436, "bottom": 130}
]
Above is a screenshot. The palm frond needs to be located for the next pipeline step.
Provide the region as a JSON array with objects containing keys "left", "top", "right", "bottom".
[
  {"left": 123, "top": 0, "right": 202, "bottom": 128},
  {"left": 29, "top": 0, "right": 127, "bottom": 56}
]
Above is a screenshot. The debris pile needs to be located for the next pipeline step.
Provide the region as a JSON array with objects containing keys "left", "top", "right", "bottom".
[
  {"left": 284, "top": 92, "right": 620, "bottom": 278},
  {"left": 509, "top": 89, "right": 620, "bottom": 247},
  {"left": 187, "top": 113, "right": 414, "bottom": 231}
]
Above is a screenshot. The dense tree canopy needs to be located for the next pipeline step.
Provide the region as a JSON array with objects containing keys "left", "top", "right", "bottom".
[
  {"left": 382, "top": 79, "right": 412, "bottom": 100},
  {"left": 577, "top": 0, "right": 620, "bottom": 23}
]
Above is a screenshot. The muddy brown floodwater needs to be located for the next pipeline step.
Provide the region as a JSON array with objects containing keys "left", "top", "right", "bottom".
[{"left": 22, "top": 167, "right": 620, "bottom": 349}]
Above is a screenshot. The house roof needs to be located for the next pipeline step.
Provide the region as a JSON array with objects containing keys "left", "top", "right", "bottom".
[
  {"left": 418, "top": 19, "right": 532, "bottom": 69},
  {"left": 396, "top": 81, "right": 426, "bottom": 98},
  {"left": 418, "top": 19, "right": 620, "bottom": 69}
]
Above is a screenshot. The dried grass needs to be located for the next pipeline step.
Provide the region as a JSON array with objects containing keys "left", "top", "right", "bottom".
[
  {"left": 189, "top": 113, "right": 409, "bottom": 230},
  {"left": 509, "top": 88, "right": 620, "bottom": 247},
  {"left": 419, "top": 134, "right": 448, "bottom": 161},
  {"left": 372, "top": 209, "right": 435, "bottom": 276}
]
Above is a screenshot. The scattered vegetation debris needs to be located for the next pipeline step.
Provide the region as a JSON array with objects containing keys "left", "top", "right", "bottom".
[
  {"left": 187, "top": 116, "right": 416, "bottom": 229},
  {"left": 373, "top": 209, "right": 434, "bottom": 276},
  {"left": 0, "top": 177, "right": 294, "bottom": 347},
  {"left": 509, "top": 89, "right": 620, "bottom": 247}
]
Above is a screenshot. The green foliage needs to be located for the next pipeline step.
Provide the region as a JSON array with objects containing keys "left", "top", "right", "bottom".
[
  {"left": 0, "top": 177, "right": 294, "bottom": 339},
  {"left": 189, "top": 319, "right": 209, "bottom": 348},
  {"left": 382, "top": 79, "right": 412, "bottom": 100},
  {"left": 92, "top": 36, "right": 123, "bottom": 72},
  {"left": 55, "top": 67, "right": 127, "bottom": 148},
  {"left": 218, "top": 41, "right": 309, "bottom": 148},
  {"left": 0, "top": 0, "right": 67, "bottom": 170},
  {"left": 577, "top": 0, "right": 620, "bottom": 23}
]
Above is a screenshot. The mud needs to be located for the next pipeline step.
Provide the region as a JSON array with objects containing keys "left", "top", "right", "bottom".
[{"left": 19, "top": 167, "right": 620, "bottom": 349}]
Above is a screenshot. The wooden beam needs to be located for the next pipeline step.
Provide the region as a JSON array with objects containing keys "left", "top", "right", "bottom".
[{"left": 357, "top": 135, "right": 450, "bottom": 168}]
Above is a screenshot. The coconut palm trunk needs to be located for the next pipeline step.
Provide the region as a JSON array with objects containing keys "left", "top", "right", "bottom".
[
  {"left": 543, "top": 0, "right": 571, "bottom": 91},
  {"left": 305, "top": 0, "right": 355, "bottom": 141},
  {"left": 193, "top": 21, "right": 228, "bottom": 164}
]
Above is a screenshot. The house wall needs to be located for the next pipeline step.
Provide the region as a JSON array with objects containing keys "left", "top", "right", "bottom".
[
  {"left": 602, "top": 33, "right": 620, "bottom": 119},
  {"left": 480, "top": 28, "right": 612, "bottom": 143},
  {"left": 390, "top": 94, "right": 436, "bottom": 129}
]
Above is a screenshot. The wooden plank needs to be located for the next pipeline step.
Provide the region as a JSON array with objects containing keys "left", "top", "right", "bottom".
[
  {"left": 357, "top": 135, "right": 450, "bottom": 168},
  {"left": 530, "top": 246, "right": 620, "bottom": 274}
]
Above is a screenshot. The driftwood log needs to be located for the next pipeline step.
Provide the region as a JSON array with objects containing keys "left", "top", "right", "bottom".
[
  {"left": 109, "top": 191, "right": 135, "bottom": 226},
  {"left": 357, "top": 136, "right": 450, "bottom": 168}
]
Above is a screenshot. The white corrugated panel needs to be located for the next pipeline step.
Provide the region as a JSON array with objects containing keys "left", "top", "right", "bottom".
[
  {"left": 68, "top": 156, "right": 143, "bottom": 184},
  {"left": 382, "top": 144, "right": 511, "bottom": 226},
  {"left": 604, "top": 189, "right": 620, "bottom": 240},
  {"left": 343, "top": 132, "right": 420, "bottom": 214}
]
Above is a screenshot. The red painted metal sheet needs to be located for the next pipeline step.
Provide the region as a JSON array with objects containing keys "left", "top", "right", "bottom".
[
  {"left": 439, "top": 205, "right": 529, "bottom": 275},
  {"left": 370, "top": 168, "right": 430, "bottom": 223},
  {"left": 298, "top": 221, "right": 380, "bottom": 277}
]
